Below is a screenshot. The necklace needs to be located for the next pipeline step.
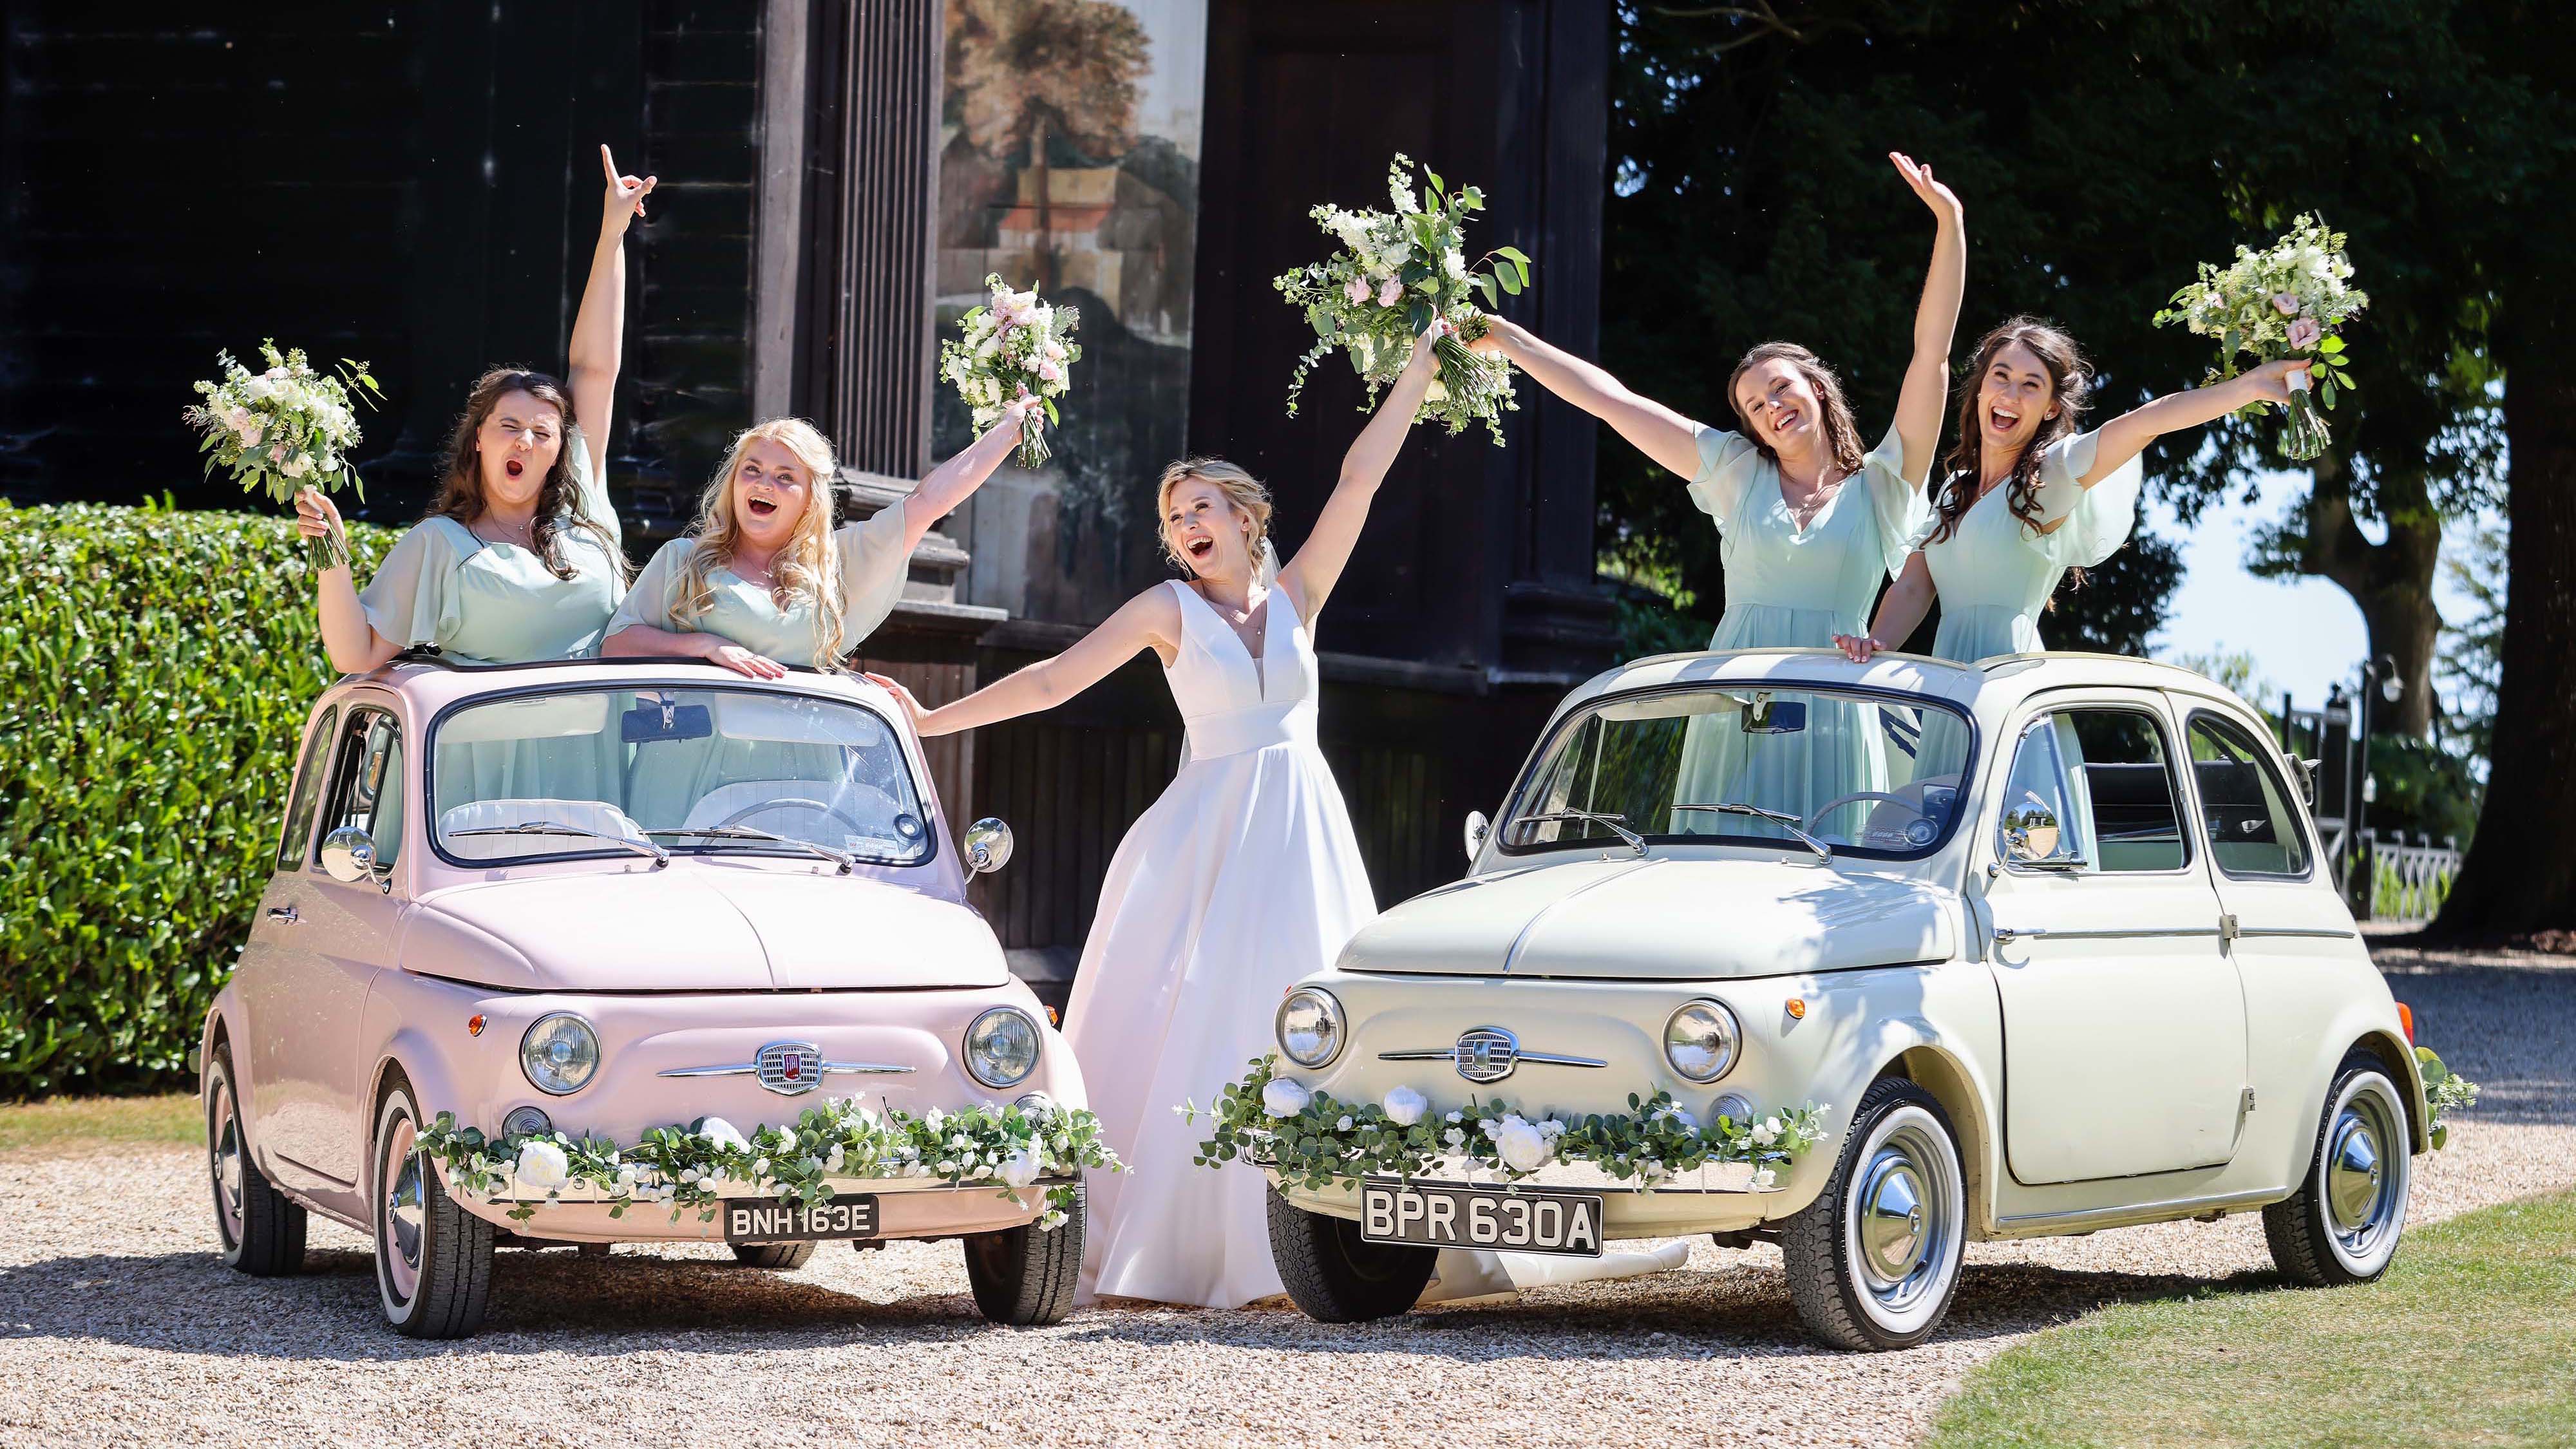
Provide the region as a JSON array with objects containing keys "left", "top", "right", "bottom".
[
  {"left": 1197, "top": 582, "right": 1268, "bottom": 658},
  {"left": 1781, "top": 468, "right": 1846, "bottom": 531},
  {"left": 471, "top": 513, "right": 536, "bottom": 549}
]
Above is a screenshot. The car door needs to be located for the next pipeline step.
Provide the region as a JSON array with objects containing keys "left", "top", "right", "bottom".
[
  {"left": 1980, "top": 693, "right": 2250, "bottom": 1185},
  {"left": 238, "top": 704, "right": 337, "bottom": 1159},
  {"left": 248, "top": 703, "right": 407, "bottom": 1189}
]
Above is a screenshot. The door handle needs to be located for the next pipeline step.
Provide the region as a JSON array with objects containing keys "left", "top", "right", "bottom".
[
  {"left": 1991, "top": 924, "right": 2046, "bottom": 943},
  {"left": 265, "top": 904, "right": 301, "bottom": 926}
]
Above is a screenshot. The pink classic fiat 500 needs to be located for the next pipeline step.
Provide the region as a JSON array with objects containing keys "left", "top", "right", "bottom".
[{"left": 199, "top": 656, "right": 1103, "bottom": 1338}]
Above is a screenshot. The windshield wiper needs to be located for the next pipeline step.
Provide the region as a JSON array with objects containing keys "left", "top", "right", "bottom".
[
  {"left": 648, "top": 825, "right": 855, "bottom": 874},
  {"left": 1510, "top": 808, "right": 1646, "bottom": 856},
  {"left": 450, "top": 820, "right": 669, "bottom": 867},
  {"left": 1671, "top": 802, "right": 1833, "bottom": 862}
]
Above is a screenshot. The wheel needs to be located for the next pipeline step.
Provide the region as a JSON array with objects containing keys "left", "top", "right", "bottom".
[
  {"left": 1266, "top": 1186, "right": 1435, "bottom": 1323},
  {"left": 961, "top": 1182, "right": 1084, "bottom": 1326},
  {"left": 205, "top": 1043, "right": 307, "bottom": 1276},
  {"left": 1779, "top": 1076, "right": 1966, "bottom": 1350},
  {"left": 2265, "top": 1052, "right": 2412, "bottom": 1286},
  {"left": 729, "top": 1241, "right": 819, "bottom": 1270},
  {"left": 372, "top": 1069, "right": 495, "bottom": 1338}
]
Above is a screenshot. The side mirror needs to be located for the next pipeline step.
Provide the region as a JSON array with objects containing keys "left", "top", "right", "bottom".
[
  {"left": 1463, "top": 810, "right": 1490, "bottom": 863},
  {"left": 1999, "top": 793, "right": 2085, "bottom": 870},
  {"left": 320, "top": 825, "right": 379, "bottom": 884},
  {"left": 962, "top": 817, "right": 1014, "bottom": 875}
]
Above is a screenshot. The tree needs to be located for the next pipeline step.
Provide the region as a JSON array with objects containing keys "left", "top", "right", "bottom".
[
  {"left": 945, "top": 0, "right": 1150, "bottom": 289},
  {"left": 2427, "top": 0, "right": 2576, "bottom": 940}
]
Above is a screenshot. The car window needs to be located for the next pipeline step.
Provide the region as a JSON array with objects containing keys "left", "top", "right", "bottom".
[
  {"left": 429, "top": 686, "right": 933, "bottom": 867},
  {"left": 275, "top": 705, "right": 339, "bottom": 871},
  {"left": 1499, "top": 684, "right": 1974, "bottom": 860},
  {"left": 1998, "top": 707, "right": 2188, "bottom": 874},
  {"left": 2186, "top": 712, "right": 2311, "bottom": 878},
  {"left": 319, "top": 711, "right": 404, "bottom": 871}
]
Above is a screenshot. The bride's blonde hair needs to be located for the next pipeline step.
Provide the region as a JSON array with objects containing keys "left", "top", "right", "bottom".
[
  {"left": 674, "top": 418, "right": 849, "bottom": 667},
  {"left": 1155, "top": 457, "right": 1272, "bottom": 576}
]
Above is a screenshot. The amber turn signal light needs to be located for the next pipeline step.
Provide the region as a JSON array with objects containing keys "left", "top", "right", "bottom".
[
  {"left": 468, "top": 1014, "right": 486, "bottom": 1037},
  {"left": 2396, "top": 1002, "right": 2414, "bottom": 1045},
  {"left": 1785, "top": 998, "right": 1807, "bottom": 1020}
]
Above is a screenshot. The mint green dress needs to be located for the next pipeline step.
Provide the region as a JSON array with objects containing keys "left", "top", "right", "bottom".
[
  {"left": 357, "top": 426, "right": 630, "bottom": 815},
  {"left": 606, "top": 504, "right": 914, "bottom": 829},
  {"left": 1922, "top": 428, "right": 2143, "bottom": 663},
  {"left": 1670, "top": 421, "right": 1931, "bottom": 842}
]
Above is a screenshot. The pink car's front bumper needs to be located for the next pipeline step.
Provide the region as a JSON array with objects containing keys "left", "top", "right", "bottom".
[{"left": 439, "top": 1168, "right": 1066, "bottom": 1243}]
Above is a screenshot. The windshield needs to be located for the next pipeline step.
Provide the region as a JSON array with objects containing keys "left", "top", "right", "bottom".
[
  {"left": 430, "top": 687, "right": 933, "bottom": 867},
  {"left": 1499, "top": 684, "right": 1975, "bottom": 860}
]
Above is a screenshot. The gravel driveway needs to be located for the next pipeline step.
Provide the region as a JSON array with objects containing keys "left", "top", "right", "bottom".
[{"left": 6, "top": 941, "right": 2568, "bottom": 1449}]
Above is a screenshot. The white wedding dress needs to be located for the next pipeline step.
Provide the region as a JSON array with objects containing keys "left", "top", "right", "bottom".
[{"left": 1068, "top": 578, "right": 1686, "bottom": 1308}]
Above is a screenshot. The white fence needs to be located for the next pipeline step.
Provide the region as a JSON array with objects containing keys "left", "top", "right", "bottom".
[{"left": 2371, "top": 834, "right": 2463, "bottom": 923}]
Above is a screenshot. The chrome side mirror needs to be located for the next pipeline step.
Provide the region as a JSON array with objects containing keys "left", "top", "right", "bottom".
[
  {"left": 962, "top": 817, "right": 1015, "bottom": 875},
  {"left": 2000, "top": 793, "right": 2086, "bottom": 871},
  {"left": 1463, "top": 810, "right": 1490, "bottom": 863},
  {"left": 319, "top": 826, "right": 379, "bottom": 884}
]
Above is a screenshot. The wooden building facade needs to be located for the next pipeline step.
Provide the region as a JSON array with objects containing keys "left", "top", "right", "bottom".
[{"left": 0, "top": 1, "right": 1617, "bottom": 992}]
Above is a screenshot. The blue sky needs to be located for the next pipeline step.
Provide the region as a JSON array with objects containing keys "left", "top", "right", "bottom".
[{"left": 2143, "top": 472, "right": 2485, "bottom": 712}]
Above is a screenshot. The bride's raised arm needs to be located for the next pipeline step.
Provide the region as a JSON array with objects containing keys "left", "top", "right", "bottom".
[
  {"left": 1275, "top": 320, "right": 1443, "bottom": 618},
  {"left": 867, "top": 587, "right": 1186, "bottom": 739}
]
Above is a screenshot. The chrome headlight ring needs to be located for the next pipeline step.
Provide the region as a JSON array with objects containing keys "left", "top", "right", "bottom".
[
  {"left": 1275, "top": 987, "right": 1347, "bottom": 1070},
  {"left": 520, "top": 1012, "right": 601, "bottom": 1096},
  {"left": 1663, "top": 999, "right": 1742, "bottom": 1084},
  {"left": 963, "top": 1005, "right": 1043, "bottom": 1090}
]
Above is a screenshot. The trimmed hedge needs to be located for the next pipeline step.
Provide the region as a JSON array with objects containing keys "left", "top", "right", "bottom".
[{"left": 0, "top": 500, "right": 396, "bottom": 1097}]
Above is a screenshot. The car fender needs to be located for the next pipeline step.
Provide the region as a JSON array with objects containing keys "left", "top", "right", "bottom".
[{"left": 2287, "top": 1001, "right": 2429, "bottom": 1165}]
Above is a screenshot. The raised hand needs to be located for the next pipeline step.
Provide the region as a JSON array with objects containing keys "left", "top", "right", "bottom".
[
  {"left": 2240, "top": 357, "right": 2315, "bottom": 407},
  {"left": 1410, "top": 316, "right": 1454, "bottom": 367},
  {"left": 294, "top": 487, "right": 348, "bottom": 561},
  {"left": 600, "top": 144, "right": 658, "bottom": 236},
  {"left": 1890, "top": 151, "right": 1962, "bottom": 229}
]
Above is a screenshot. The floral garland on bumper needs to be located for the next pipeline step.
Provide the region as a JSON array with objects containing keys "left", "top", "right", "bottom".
[
  {"left": 416, "top": 1097, "right": 1117, "bottom": 1231},
  {"left": 1187, "top": 1056, "right": 1831, "bottom": 1193}
]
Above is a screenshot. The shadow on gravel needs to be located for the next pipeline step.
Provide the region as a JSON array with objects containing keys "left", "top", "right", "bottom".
[{"left": 0, "top": 1244, "right": 2293, "bottom": 1364}]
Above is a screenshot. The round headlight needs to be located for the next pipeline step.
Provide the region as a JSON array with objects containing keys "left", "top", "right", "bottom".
[
  {"left": 1663, "top": 999, "right": 1741, "bottom": 1083},
  {"left": 964, "top": 1007, "right": 1042, "bottom": 1090},
  {"left": 500, "top": 1105, "right": 554, "bottom": 1139},
  {"left": 1275, "top": 987, "right": 1345, "bottom": 1069},
  {"left": 520, "top": 1013, "right": 600, "bottom": 1096}
]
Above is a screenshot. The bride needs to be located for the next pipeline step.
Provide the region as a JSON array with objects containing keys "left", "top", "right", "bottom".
[{"left": 876, "top": 320, "right": 1680, "bottom": 1307}]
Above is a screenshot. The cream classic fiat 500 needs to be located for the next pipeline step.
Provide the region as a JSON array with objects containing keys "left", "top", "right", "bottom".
[
  {"left": 200, "top": 657, "right": 1105, "bottom": 1338},
  {"left": 1255, "top": 649, "right": 2425, "bottom": 1350}
]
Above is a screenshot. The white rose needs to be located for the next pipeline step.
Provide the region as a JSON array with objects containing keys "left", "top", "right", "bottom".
[
  {"left": 1445, "top": 1111, "right": 1463, "bottom": 1124},
  {"left": 1751, "top": 1168, "right": 1779, "bottom": 1191},
  {"left": 999, "top": 1150, "right": 1041, "bottom": 1189},
  {"left": 824, "top": 1145, "right": 846, "bottom": 1173},
  {"left": 1539, "top": 1119, "right": 1566, "bottom": 1139},
  {"left": 1443, "top": 1127, "right": 1467, "bottom": 1148},
  {"left": 514, "top": 1139, "right": 571, "bottom": 1191},
  {"left": 1752, "top": 1117, "right": 1781, "bottom": 1148},
  {"left": 280, "top": 455, "right": 309, "bottom": 478},
  {"left": 1335, "top": 1115, "right": 1355, "bottom": 1132},
  {"left": 1383, "top": 1086, "right": 1428, "bottom": 1127},
  {"left": 697, "top": 1117, "right": 750, "bottom": 1153},
  {"left": 1492, "top": 1115, "right": 1553, "bottom": 1173},
  {"left": 925, "top": 1107, "right": 947, "bottom": 1130},
  {"left": 1262, "top": 1078, "right": 1312, "bottom": 1118}
]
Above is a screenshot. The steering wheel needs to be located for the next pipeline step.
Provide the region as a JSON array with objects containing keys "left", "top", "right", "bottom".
[
  {"left": 1804, "top": 791, "right": 1933, "bottom": 833},
  {"left": 717, "top": 796, "right": 876, "bottom": 840}
]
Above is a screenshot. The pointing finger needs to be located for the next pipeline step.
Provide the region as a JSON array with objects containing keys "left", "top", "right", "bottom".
[{"left": 601, "top": 144, "right": 618, "bottom": 185}]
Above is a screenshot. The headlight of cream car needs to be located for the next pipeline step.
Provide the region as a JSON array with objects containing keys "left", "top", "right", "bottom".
[
  {"left": 964, "top": 1006, "right": 1042, "bottom": 1089},
  {"left": 1275, "top": 987, "right": 1345, "bottom": 1068},
  {"left": 520, "top": 1012, "right": 600, "bottom": 1095},
  {"left": 1663, "top": 999, "right": 1741, "bottom": 1083}
]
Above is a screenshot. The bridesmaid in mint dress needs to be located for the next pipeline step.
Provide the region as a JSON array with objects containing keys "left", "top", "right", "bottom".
[
  {"left": 1837, "top": 316, "right": 2315, "bottom": 666},
  {"left": 297, "top": 145, "right": 650, "bottom": 671},
  {"left": 1471, "top": 153, "right": 1966, "bottom": 833},
  {"left": 600, "top": 403, "right": 1035, "bottom": 828}
]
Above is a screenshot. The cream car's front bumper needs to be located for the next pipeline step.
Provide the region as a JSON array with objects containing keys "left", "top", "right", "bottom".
[
  {"left": 438, "top": 1166, "right": 1065, "bottom": 1244},
  {"left": 1268, "top": 1157, "right": 1788, "bottom": 1239}
]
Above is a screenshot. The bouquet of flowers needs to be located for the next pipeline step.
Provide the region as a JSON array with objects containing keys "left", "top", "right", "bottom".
[
  {"left": 1273, "top": 154, "right": 1530, "bottom": 444},
  {"left": 183, "top": 340, "right": 384, "bottom": 569},
  {"left": 940, "top": 274, "right": 1081, "bottom": 469},
  {"left": 2152, "top": 214, "right": 2365, "bottom": 461}
]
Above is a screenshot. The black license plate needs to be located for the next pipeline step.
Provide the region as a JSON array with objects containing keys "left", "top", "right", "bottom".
[
  {"left": 722, "top": 1197, "right": 880, "bottom": 1243},
  {"left": 1358, "top": 1178, "right": 1604, "bottom": 1257}
]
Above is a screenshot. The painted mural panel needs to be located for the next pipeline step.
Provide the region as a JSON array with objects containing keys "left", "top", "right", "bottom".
[{"left": 934, "top": 0, "right": 1207, "bottom": 625}]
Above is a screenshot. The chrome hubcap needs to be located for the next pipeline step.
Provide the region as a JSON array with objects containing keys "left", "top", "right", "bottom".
[
  {"left": 384, "top": 1128, "right": 424, "bottom": 1276},
  {"left": 209, "top": 1083, "right": 245, "bottom": 1242},
  {"left": 2324, "top": 1091, "right": 2401, "bottom": 1257},
  {"left": 1850, "top": 1119, "right": 1956, "bottom": 1316}
]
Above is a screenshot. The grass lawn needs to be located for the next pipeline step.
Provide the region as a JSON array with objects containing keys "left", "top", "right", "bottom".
[
  {"left": 0, "top": 1092, "right": 200, "bottom": 1157},
  {"left": 1925, "top": 1189, "right": 2576, "bottom": 1448}
]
